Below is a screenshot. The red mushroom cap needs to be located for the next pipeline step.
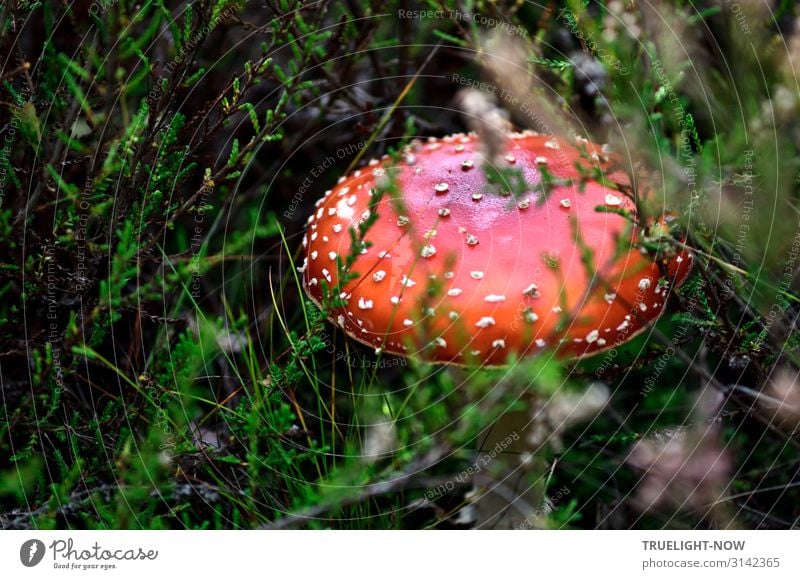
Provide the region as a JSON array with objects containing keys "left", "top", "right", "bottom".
[{"left": 301, "top": 132, "right": 692, "bottom": 365}]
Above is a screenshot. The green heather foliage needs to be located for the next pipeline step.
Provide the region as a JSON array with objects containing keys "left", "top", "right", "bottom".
[{"left": 1, "top": 0, "right": 799, "bottom": 529}]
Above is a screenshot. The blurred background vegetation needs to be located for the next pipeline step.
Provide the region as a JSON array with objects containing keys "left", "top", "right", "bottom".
[{"left": 1, "top": 0, "right": 799, "bottom": 529}]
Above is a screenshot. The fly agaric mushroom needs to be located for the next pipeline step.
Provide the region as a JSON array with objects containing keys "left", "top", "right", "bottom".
[{"left": 300, "top": 131, "right": 691, "bottom": 365}]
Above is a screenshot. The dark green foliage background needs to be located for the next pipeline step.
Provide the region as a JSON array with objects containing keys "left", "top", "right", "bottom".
[{"left": 1, "top": 0, "right": 798, "bottom": 529}]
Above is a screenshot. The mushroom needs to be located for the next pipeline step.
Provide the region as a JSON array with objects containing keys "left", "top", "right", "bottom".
[{"left": 301, "top": 131, "right": 692, "bottom": 365}]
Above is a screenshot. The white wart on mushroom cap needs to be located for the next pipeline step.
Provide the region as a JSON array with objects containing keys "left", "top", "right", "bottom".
[{"left": 302, "top": 132, "right": 692, "bottom": 365}]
